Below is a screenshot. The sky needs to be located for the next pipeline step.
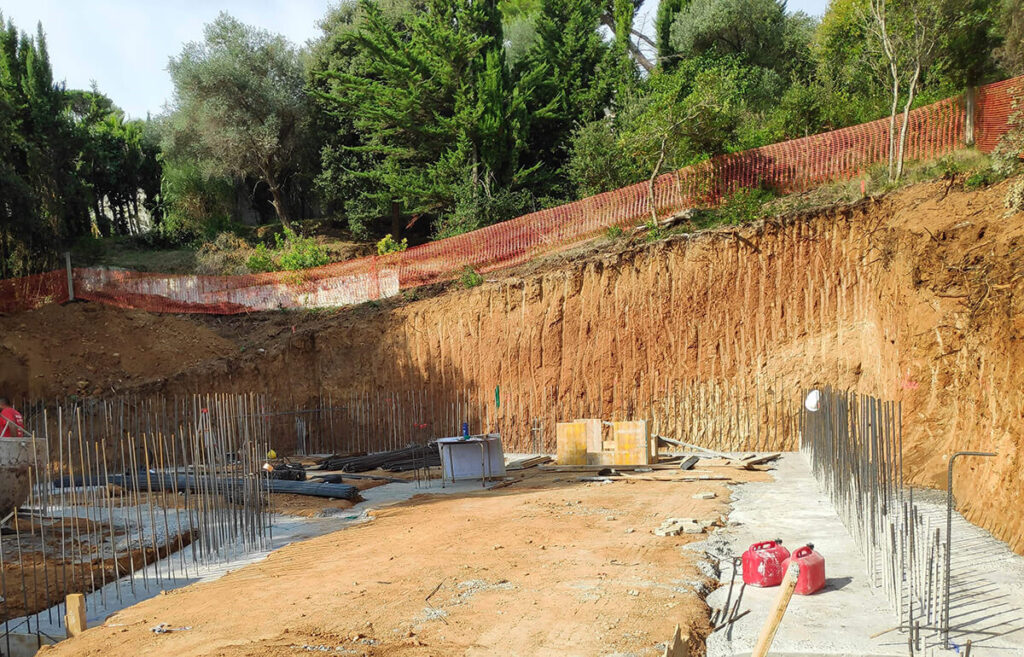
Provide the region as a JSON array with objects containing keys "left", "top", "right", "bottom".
[{"left": 1, "top": 0, "right": 831, "bottom": 121}]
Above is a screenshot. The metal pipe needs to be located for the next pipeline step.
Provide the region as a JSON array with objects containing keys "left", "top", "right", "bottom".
[{"left": 943, "top": 450, "right": 996, "bottom": 648}]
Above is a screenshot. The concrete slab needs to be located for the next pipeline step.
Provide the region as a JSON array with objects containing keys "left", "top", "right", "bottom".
[
  {"left": 705, "top": 454, "right": 905, "bottom": 657},
  {"left": 909, "top": 490, "right": 1024, "bottom": 655},
  {"left": 704, "top": 454, "right": 1024, "bottom": 657}
]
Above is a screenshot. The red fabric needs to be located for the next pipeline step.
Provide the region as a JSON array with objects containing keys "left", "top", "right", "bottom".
[{"left": 0, "top": 407, "right": 24, "bottom": 438}]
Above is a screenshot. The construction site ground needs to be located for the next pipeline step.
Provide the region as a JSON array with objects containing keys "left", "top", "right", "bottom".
[{"left": 36, "top": 465, "right": 767, "bottom": 657}]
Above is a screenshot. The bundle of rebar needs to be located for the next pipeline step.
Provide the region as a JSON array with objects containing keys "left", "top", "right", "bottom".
[{"left": 320, "top": 443, "right": 439, "bottom": 472}]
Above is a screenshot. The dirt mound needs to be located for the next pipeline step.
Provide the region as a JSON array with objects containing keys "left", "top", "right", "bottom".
[{"left": 0, "top": 302, "right": 238, "bottom": 399}]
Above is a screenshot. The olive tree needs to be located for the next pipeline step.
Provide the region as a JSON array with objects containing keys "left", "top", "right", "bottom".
[
  {"left": 864, "top": 0, "right": 942, "bottom": 182},
  {"left": 165, "top": 13, "right": 309, "bottom": 229}
]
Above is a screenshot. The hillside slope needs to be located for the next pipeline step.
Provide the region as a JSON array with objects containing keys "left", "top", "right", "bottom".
[{"left": 3, "top": 177, "right": 1023, "bottom": 552}]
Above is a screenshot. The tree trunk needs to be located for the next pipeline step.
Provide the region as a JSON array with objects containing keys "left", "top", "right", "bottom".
[
  {"left": 391, "top": 201, "right": 402, "bottom": 239},
  {"left": 649, "top": 138, "right": 668, "bottom": 224},
  {"left": 265, "top": 172, "right": 294, "bottom": 232},
  {"left": 888, "top": 73, "right": 900, "bottom": 181},
  {"left": 895, "top": 64, "right": 921, "bottom": 182},
  {"left": 94, "top": 198, "right": 111, "bottom": 237}
]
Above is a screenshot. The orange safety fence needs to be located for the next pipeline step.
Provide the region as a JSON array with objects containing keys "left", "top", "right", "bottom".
[{"left": 2, "top": 76, "right": 1022, "bottom": 315}]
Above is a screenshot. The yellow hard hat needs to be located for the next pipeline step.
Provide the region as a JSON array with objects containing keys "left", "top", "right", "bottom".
[{"left": 267, "top": 449, "right": 277, "bottom": 459}]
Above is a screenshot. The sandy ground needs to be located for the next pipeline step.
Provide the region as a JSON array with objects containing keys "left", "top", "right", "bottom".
[{"left": 39, "top": 466, "right": 767, "bottom": 657}]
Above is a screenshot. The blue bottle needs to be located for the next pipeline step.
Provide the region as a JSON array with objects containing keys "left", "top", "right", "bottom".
[{"left": 461, "top": 422, "right": 469, "bottom": 439}]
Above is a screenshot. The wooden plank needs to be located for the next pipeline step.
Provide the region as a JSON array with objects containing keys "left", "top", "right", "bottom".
[
  {"left": 556, "top": 422, "right": 587, "bottom": 465},
  {"left": 662, "top": 625, "right": 690, "bottom": 657},
  {"left": 655, "top": 436, "right": 731, "bottom": 459},
  {"left": 751, "top": 563, "right": 800, "bottom": 657},
  {"left": 506, "top": 456, "right": 552, "bottom": 471},
  {"left": 540, "top": 463, "right": 697, "bottom": 472},
  {"left": 65, "top": 593, "right": 86, "bottom": 638},
  {"left": 738, "top": 452, "right": 782, "bottom": 467},
  {"left": 678, "top": 455, "right": 700, "bottom": 471}
]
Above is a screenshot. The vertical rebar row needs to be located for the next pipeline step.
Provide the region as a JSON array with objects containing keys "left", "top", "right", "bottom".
[{"left": 801, "top": 387, "right": 948, "bottom": 653}]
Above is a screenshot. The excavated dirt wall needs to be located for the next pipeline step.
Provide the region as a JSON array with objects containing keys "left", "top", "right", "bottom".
[{"left": 5, "top": 180, "right": 1023, "bottom": 552}]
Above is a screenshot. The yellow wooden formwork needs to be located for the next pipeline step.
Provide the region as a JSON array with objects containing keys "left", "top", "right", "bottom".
[
  {"left": 556, "top": 421, "right": 588, "bottom": 465},
  {"left": 577, "top": 419, "right": 604, "bottom": 465},
  {"left": 612, "top": 421, "right": 651, "bottom": 465}
]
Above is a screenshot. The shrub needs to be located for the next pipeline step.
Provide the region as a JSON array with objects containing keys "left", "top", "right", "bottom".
[
  {"left": 197, "top": 232, "right": 254, "bottom": 275},
  {"left": 992, "top": 86, "right": 1024, "bottom": 176},
  {"left": 643, "top": 219, "right": 666, "bottom": 243},
  {"left": 376, "top": 234, "right": 409, "bottom": 255},
  {"left": 275, "top": 229, "right": 330, "bottom": 271},
  {"left": 605, "top": 225, "right": 624, "bottom": 240},
  {"left": 459, "top": 266, "right": 484, "bottom": 288},
  {"left": 246, "top": 243, "right": 276, "bottom": 273},
  {"left": 716, "top": 187, "right": 776, "bottom": 226}
]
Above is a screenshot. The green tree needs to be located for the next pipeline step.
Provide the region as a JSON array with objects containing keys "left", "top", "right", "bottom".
[
  {"left": 315, "top": 0, "right": 541, "bottom": 237},
  {"left": 864, "top": 0, "right": 944, "bottom": 181},
  {"left": 0, "top": 15, "right": 93, "bottom": 276},
  {"left": 519, "top": 0, "right": 613, "bottom": 194},
  {"left": 669, "top": 0, "right": 814, "bottom": 78},
  {"left": 655, "top": 0, "right": 688, "bottom": 67},
  {"left": 995, "top": 0, "right": 1024, "bottom": 74},
  {"left": 165, "top": 13, "right": 309, "bottom": 230}
]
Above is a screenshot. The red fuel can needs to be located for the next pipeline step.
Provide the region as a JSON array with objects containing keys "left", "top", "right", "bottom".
[
  {"left": 741, "top": 539, "right": 791, "bottom": 587},
  {"left": 783, "top": 544, "right": 826, "bottom": 595}
]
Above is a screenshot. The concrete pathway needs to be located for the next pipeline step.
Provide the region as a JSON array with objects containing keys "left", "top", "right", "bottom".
[
  {"left": 706, "top": 454, "right": 907, "bottom": 657},
  {"left": 911, "top": 490, "right": 1024, "bottom": 655},
  {"left": 704, "top": 454, "right": 1024, "bottom": 657}
]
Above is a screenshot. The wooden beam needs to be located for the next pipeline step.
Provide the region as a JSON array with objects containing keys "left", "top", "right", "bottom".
[
  {"left": 65, "top": 593, "right": 86, "bottom": 638},
  {"left": 662, "top": 624, "right": 690, "bottom": 656},
  {"left": 751, "top": 563, "right": 800, "bottom": 657}
]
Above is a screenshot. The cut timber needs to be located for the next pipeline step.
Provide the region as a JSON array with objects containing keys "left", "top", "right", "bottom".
[
  {"left": 620, "top": 474, "right": 731, "bottom": 482},
  {"left": 506, "top": 456, "right": 553, "bottom": 471},
  {"left": 65, "top": 593, "right": 86, "bottom": 638},
  {"left": 662, "top": 624, "right": 690, "bottom": 657},
  {"left": 731, "top": 453, "right": 782, "bottom": 469},
  {"left": 751, "top": 562, "right": 800, "bottom": 657},
  {"left": 540, "top": 464, "right": 698, "bottom": 472},
  {"left": 655, "top": 436, "right": 731, "bottom": 459}
]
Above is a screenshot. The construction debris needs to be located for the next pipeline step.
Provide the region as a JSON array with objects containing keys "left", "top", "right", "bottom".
[
  {"left": 56, "top": 472, "right": 363, "bottom": 502},
  {"left": 654, "top": 517, "right": 706, "bottom": 536},
  {"left": 505, "top": 455, "right": 552, "bottom": 470},
  {"left": 678, "top": 455, "right": 700, "bottom": 471},
  {"left": 731, "top": 453, "right": 782, "bottom": 469}
]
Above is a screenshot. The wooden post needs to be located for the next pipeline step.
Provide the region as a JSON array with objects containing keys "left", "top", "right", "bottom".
[
  {"left": 65, "top": 251, "right": 75, "bottom": 301},
  {"left": 65, "top": 592, "right": 86, "bottom": 637},
  {"left": 662, "top": 625, "right": 689, "bottom": 657},
  {"left": 964, "top": 86, "right": 977, "bottom": 147},
  {"left": 751, "top": 563, "right": 800, "bottom": 657}
]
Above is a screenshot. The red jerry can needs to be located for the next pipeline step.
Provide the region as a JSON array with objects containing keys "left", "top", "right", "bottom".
[
  {"left": 741, "top": 539, "right": 791, "bottom": 587},
  {"left": 783, "top": 544, "right": 826, "bottom": 595}
]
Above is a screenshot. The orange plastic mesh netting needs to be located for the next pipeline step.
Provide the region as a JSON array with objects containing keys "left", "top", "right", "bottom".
[{"left": 2, "top": 76, "right": 1022, "bottom": 315}]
